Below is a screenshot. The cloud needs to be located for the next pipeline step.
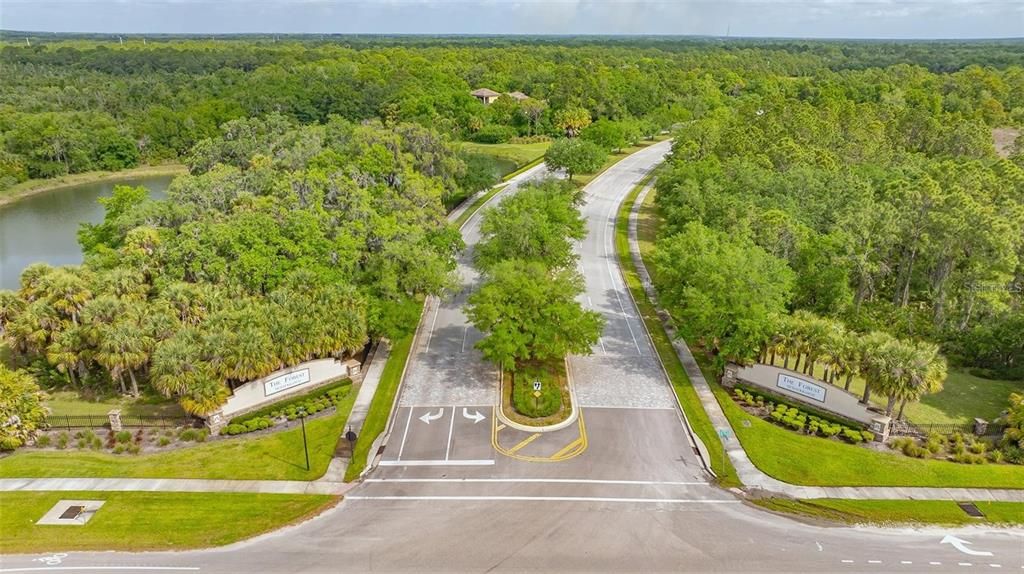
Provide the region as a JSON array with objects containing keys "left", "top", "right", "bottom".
[{"left": 1, "top": 0, "right": 1021, "bottom": 38}]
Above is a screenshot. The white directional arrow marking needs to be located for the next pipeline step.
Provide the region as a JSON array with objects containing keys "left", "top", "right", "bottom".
[
  {"left": 462, "top": 408, "right": 486, "bottom": 424},
  {"left": 419, "top": 409, "right": 444, "bottom": 425},
  {"left": 940, "top": 535, "right": 993, "bottom": 557}
]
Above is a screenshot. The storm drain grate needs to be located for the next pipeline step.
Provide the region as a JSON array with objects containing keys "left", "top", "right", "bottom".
[
  {"left": 58, "top": 506, "right": 85, "bottom": 520},
  {"left": 957, "top": 502, "right": 985, "bottom": 518}
]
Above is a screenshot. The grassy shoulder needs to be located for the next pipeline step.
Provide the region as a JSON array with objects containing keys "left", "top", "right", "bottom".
[
  {"left": 714, "top": 382, "right": 1024, "bottom": 488},
  {"left": 0, "top": 163, "right": 187, "bottom": 207},
  {"left": 754, "top": 498, "right": 1024, "bottom": 527},
  {"left": 460, "top": 141, "right": 551, "bottom": 168},
  {"left": 616, "top": 174, "right": 741, "bottom": 487},
  {"left": 0, "top": 392, "right": 356, "bottom": 481},
  {"left": 501, "top": 359, "right": 571, "bottom": 426},
  {"left": 344, "top": 332, "right": 416, "bottom": 481},
  {"left": 0, "top": 491, "right": 336, "bottom": 553}
]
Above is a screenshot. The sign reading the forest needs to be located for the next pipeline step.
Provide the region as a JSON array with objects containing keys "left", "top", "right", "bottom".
[
  {"left": 776, "top": 373, "right": 827, "bottom": 403},
  {"left": 264, "top": 369, "right": 311, "bottom": 397}
]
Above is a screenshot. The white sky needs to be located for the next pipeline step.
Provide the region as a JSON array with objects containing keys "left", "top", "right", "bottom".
[{"left": 2, "top": 0, "right": 1022, "bottom": 39}]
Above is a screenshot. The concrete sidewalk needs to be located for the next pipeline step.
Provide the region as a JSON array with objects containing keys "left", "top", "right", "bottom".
[
  {"left": 0, "top": 476, "right": 357, "bottom": 495},
  {"left": 627, "top": 183, "right": 1023, "bottom": 504}
]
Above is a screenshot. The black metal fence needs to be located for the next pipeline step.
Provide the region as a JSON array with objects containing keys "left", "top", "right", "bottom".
[{"left": 43, "top": 414, "right": 200, "bottom": 430}]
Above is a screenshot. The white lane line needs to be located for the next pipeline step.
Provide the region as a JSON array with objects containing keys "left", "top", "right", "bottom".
[
  {"left": 841, "top": 560, "right": 854, "bottom": 564},
  {"left": 868, "top": 560, "right": 882, "bottom": 564},
  {"left": 901, "top": 561, "right": 913, "bottom": 565},
  {"left": 598, "top": 336, "right": 607, "bottom": 354},
  {"left": 445, "top": 405, "right": 455, "bottom": 460},
  {"left": 396, "top": 408, "right": 414, "bottom": 461},
  {"left": 345, "top": 495, "right": 742, "bottom": 504},
  {"left": 461, "top": 326, "right": 469, "bottom": 352},
  {"left": 364, "top": 478, "right": 708, "bottom": 486},
  {"left": 960, "top": 563, "right": 973, "bottom": 567},
  {"left": 930, "top": 562, "right": 942, "bottom": 566},
  {"left": 605, "top": 259, "right": 642, "bottom": 355},
  {"left": 990, "top": 565, "right": 1002, "bottom": 568},
  {"left": 0, "top": 564, "right": 199, "bottom": 568},
  {"left": 377, "top": 460, "right": 495, "bottom": 467},
  {"left": 423, "top": 301, "right": 441, "bottom": 353}
]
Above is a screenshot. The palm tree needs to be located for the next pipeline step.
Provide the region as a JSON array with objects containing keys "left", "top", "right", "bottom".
[
  {"left": 39, "top": 268, "right": 92, "bottom": 326},
  {"left": 819, "top": 320, "right": 847, "bottom": 383},
  {"left": 859, "top": 331, "right": 895, "bottom": 405},
  {"left": 178, "top": 378, "right": 229, "bottom": 416},
  {"left": 46, "top": 327, "right": 86, "bottom": 387},
  {"left": 894, "top": 341, "right": 947, "bottom": 420},
  {"left": 18, "top": 263, "right": 54, "bottom": 302},
  {"left": 0, "top": 290, "right": 25, "bottom": 337}
]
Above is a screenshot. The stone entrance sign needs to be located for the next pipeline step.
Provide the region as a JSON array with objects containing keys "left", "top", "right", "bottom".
[{"left": 724, "top": 362, "right": 891, "bottom": 441}]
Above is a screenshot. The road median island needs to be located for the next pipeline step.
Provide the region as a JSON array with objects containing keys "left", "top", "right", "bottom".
[{"left": 497, "top": 358, "right": 577, "bottom": 431}]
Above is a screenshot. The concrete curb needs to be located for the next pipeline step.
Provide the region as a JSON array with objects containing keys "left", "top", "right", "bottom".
[{"left": 494, "top": 357, "right": 580, "bottom": 434}]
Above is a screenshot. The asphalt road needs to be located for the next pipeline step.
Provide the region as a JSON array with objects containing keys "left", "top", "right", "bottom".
[{"left": 3, "top": 145, "right": 1022, "bottom": 573}]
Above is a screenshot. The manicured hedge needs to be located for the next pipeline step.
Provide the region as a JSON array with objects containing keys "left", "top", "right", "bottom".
[
  {"left": 733, "top": 388, "right": 874, "bottom": 444},
  {"left": 229, "top": 379, "right": 352, "bottom": 426},
  {"left": 733, "top": 383, "right": 865, "bottom": 430}
]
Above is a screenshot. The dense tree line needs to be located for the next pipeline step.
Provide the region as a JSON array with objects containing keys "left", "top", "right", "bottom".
[
  {"left": 3, "top": 38, "right": 1020, "bottom": 188},
  {"left": 0, "top": 114, "right": 465, "bottom": 414},
  {"left": 651, "top": 50, "right": 1024, "bottom": 387}
]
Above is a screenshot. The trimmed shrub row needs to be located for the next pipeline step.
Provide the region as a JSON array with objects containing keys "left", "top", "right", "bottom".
[
  {"left": 229, "top": 380, "right": 351, "bottom": 425},
  {"left": 224, "top": 381, "right": 352, "bottom": 436},
  {"left": 734, "top": 388, "right": 874, "bottom": 444},
  {"left": 890, "top": 432, "right": 1009, "bottom": 465}
]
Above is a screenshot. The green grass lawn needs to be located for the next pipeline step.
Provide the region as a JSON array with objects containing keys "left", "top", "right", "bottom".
[
  {"left": 715, "top": 382, "right": 1024, "bottom": 488},
  {"left": 0, "top": 491, "right": 335, "bottom": 553},
  {"left": 460, "top": 141, "right": 551, "bottom": 168},
  {"left": 776, "top": 359, "right": 1021, "bottom": 426},
  {"left": 0, "top": 392, "right": 356, "bottom": 481},
  {"left": 617, "top": 174, "right": 741, "bottom": 487},
  {"left": 344, "top": 331, "right": 416, "bottom": 482},
  {"left": 755, "top": 498, "right": 1024, "bottom": 526},
  {"left": 44, "top": 390, "right": 186, "bottom": 417}
]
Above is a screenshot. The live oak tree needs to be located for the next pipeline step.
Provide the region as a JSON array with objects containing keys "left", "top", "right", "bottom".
[
  {"left": 652, "top": 222, "right": 794, "bottom": 367},
  {"left": 466, "top": 260, "right": 604, "bottom": 372},
  {"left": 474, "top": 179, "right": 585, "bottom": 271},
  {"left": 544, "top": 138, "right": 606, "bottom": 181}
]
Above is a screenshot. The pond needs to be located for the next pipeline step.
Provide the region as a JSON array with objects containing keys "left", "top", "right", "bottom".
[{"left": 0, "top": 175, "right": 173, "bottom": 290}]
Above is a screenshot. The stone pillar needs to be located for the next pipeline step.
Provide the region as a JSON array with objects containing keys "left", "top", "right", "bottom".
[
  {"left": 205, "top": 410, "right": 225, "bottom": 436},
  {"left": 870, "top": 416, "right": 891, "bottom": 442},
  {"left": 344, "top": 358, "right": 363, "bottom": 383},
  {"left": 722, "top": 364, "right": 739, "bottom": 389},
  {"left": 107, "top": 409, "right": 122, "bottom": 432},
  {"left": 973, "top": 418, "right": 988, "bottom": 437}
]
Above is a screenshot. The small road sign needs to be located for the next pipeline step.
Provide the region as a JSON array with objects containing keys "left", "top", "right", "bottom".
[{"left": 533, "top": 381, "right": 542, "bottom": 391}]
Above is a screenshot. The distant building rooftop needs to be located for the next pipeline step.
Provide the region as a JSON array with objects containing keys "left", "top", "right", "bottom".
[
  {"left": 470, "top": 88, "right": 501, "bottom": 97},
  {"left": 507, "top": 91, "right": 529, "bottom": 101}
]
